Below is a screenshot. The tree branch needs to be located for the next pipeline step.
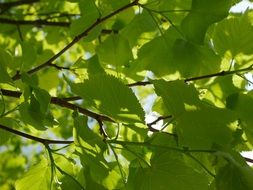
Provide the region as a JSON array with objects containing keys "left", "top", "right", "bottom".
[
  {"left": 244, "top": 157, "right": 253, "bottom": 164},
  {"left": 0, "top": 0, "right": 39, "bottom": 9},
  {"left": 1, "top": 89, "right": 115, "bottom": 122},
  {"left": 11, "top": 0, "right": 139, "bottom": 81},
  {"left": 128, "top": 65, "right": 253, "bottom": 87},
  {"left": 0, "top": 17, "right": 70, "bottom": 27},
  {"left": 0, "top": 124, "right": 73, "bottom": 145}
]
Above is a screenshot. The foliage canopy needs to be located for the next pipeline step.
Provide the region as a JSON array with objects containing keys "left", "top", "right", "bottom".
[{"left": 1, "top": 0, "right": 253, "bottom": 189}]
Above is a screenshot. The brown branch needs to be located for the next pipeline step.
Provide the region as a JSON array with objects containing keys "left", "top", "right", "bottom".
[
  {"left": 128, "top": 81, "right": 151, "bottom": 87},
  {"left": 11, "top": 0, "right": 139, "bottom": 81},
  {"left": 128, "top": 65, "right": 253, "bottom": 87},
  {"left": 0, "top": 17, "right": 70, "bottom": 27},
  {"left": 48, "top": 63, "right": 71, "bottom": 70},
  {"left": 0, "top": 0, "right": 39, "bottom": 9},
  {"left": 1, "top": 89, "right": 114, "bottom": 122},
  {"left": 50, "top": 97, "right": 115, "bottom": 122},
  {"left": 101, "top": 29, "right": 118, "bottom": 34},
  {"left": 97, "top": 119, "right": 108, "bottom": 138},
  {"left": 0, "top": 124, "right": 73, "bottom": 145},
  {"left": 147, "top": 115, "right": 172, "bottom": 129},
  {"left": 245, "top": 157, "right": 253, "bottom": 164},
  {"left": 59, "top": 96, "right": 81, "bottom": 101}
]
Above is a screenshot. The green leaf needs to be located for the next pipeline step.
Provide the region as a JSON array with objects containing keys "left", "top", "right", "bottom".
[
  {"left": 16, "top": 158, "right": 51, "bottom": 190},
  {"left": 144, "top": 0, "right": 191, "bottom": 25},
  {"left": 73, "top": 116, "right": 105, "bottom": 151},
  {"left": 87, "top": 55, "right": 106, "bottom": 76},
  {"left": 96, "top": 34, "right": 133, "bottom": 69},
  {"left": 0, "top": 48, "right": 12, "bottom": 84},
  {"left": 172, "top": 39, "right": 221, "bottom": 77},
  {"left": 70, "top": 74, "right": 145, "bottom": 123},
  {"left": 54, "top": 154, "right": 85, "bottom": 190},
  {"left": 74, "top": 116, "right": 121, "bottom": 189},
  {"left": 153, "top": 80, "right": 201, "bottom": 116},
  {"left": 19, "top": 99, "right": 46, "bottom": 130},
  {"left": 21, "top": 73, "right": 39, "bottom": 88},
  {"left": 181, "top": 0, "right": 232, "bottom": 43},
  {"left": 202, "top": 75, "right": 241, "bottom": 107},
  {"left": 33, "top": 88, "right": 51, "bottom": 114},
  {"left": 38, "top": 69, "right": 59, "bottom": 91},
  {"left": 0, "top": 94, "right": 4, "bottom": 116},
  {"left": 226, "top": 92, "right": 253, "bottom": 145},
  {"left": 212, "top": 13, "right": 253, "bottom": 57},
  {"left": 177, "top": 107, "right": 235, "bottom": 149},
  {"left": 135, "top": 28, "right": 180, "bottom": 77},
  {"left": 136, "top": 30, "right": 220, "bottom": 77},
  {"left": 215, "top": 153, "right": 253, "bottom": 190},
  {"left": 127, "top": 151, "right": 210, "bottom": 190},
  {"left": 21, "top": 41, "right": 37, "bottom": 71},
  {"left": 0, "top": 117, "right": 14, "bottom": 145},
  {"left": 153, "top": 80, "right": 236, "bottom": 149},
  {"left": 70, "top": 0, "right": 100, "bottom": 37},
  {"left": 121, "top": 10, "right": 157, "bottom": 46}
]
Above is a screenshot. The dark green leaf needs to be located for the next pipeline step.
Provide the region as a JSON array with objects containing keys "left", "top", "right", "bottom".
[
  {"left": 96, "top": 34, "right": 133, "bottom": 69},
  {"left": 127, "top": 151, "right": 210, "bottom": 190},
  {"left": 0, "top": 48, "right": 12, "bottom": 84},
  {"left": 181, "top": 0, "right": 232, "bottom": 43}
]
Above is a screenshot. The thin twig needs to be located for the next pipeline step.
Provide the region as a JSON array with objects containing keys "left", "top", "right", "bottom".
[
  {"left": 48, "top": 63, "right": 71, "bottom": 70},
  {"left": 97, "top": 119, "right": 108, "bottom": 138},
  {"left": 128, "top": 65, "right": 253, "bottom": 87},
  {"left": 0, "top": 17, "right": 70, "bottom": 27},
  {"left": 0, "top": 124, "right": 73, "bottom": 145},
  {"left": 17, "top": 25, "right": 24, "bottom": 41},
  {"left": 147, "top": 115, "right": 172, "bottom": 127},
  {"left": 245, "top": 157, "right": 253, "bottom": 164},
  {"left": 11, "top": 0, "right": 139, "bottom": 81}
]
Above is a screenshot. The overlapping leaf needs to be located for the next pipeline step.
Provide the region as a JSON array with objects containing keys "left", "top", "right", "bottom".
[
  {"left": 70, "top": 74, "right": 145, "bottom": 123},
  {"left": 153, "top": 80, "right": 236, "bottom": 149},
  {"left": 212, "top": 13, "right": 253, "bottom": 57},
  {"left": 215, "top": 150, "right": 253, "bottom": 190},
  {"left": 96, "top": 34, "right": 133, "bottom": 69},
  {"left": 73, "top": 116, "right": 121, "bottom": 189},
  {"left": 15, "top": 158, "right": 51, "bottom": 190},
  {"left": 0, "top": 48, "right": 12, "bottom": 84},
  {"left": 181, "top": 0, "right": 233, "bottom": 44},
  {"left": 127, "top": 151, "right": 210, "bottom": 190},
  {"left": 226, "top": 92, "right": 253, "bottom": 145}
]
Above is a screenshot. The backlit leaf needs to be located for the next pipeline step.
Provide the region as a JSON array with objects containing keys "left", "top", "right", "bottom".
[
  {"left": 16, "top": 158, "right": 51, "bottom": 190},
  {"left": 70, "top": 74, "right": 145, "bottom": 123}
]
